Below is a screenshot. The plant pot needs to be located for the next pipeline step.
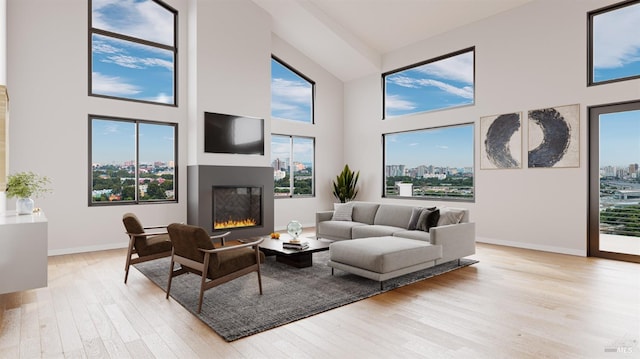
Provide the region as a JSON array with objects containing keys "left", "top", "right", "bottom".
[{"left": 16, "top": 197, "right": 34, "bottom": 215}]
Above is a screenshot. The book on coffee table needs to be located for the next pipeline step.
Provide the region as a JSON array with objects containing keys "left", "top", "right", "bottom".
[{"left": 283, "top": 241, "right": 309, "bottom": 250}]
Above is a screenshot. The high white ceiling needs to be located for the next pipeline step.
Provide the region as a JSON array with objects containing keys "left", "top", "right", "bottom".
[{"left": 252, "top": 0, "right": 534, "bottom": 81}]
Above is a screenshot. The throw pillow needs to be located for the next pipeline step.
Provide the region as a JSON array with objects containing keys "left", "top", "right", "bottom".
[
  {"left": 407, "top": 206, "right": 436, "bottom": 230},
  {"left": 407, "top": 207, "right": 424, "bottom": 230},
  {"left": 437, "top": 208, "right": 465, "bottom": 226},
  {"left": 331, "top": 202, "right": 354, "bottom": 221},
  {"left": 417, "top": 208, "right": 440, "bottom": 232}
]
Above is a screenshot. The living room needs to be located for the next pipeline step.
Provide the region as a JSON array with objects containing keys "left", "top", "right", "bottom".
[{"left": 1, "top": 0, "right": 639, "bottom": 357}]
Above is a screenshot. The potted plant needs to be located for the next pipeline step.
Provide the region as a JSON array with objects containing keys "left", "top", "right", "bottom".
[
  {"left": 6, "top": 171, "right": 51, "bottom": 215},
  {"left": 332, "top": 164, "right": 360, "bottom": 203}
]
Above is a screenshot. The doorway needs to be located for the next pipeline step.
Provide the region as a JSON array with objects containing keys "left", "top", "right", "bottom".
[{"left": 588, "top": 101, "right": 640, "bottom": 263}]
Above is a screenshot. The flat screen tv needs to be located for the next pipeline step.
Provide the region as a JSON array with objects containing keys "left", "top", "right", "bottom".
[{"left": 204, "top": 112, "right": 264, "bottom": 155}]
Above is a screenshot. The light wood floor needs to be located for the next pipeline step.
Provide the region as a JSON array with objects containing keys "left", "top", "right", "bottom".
[{"left": 1, "top": 243, "right": 639, "bottom": 358}]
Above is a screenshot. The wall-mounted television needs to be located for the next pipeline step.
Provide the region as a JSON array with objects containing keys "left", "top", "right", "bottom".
[{"left": 204, "top": 112, "right": 264, "bottom": 155}]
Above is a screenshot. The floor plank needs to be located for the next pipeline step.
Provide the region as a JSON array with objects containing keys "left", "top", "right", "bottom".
[{"left": 0, "top": 242, "right": 638, "bottom": 358}]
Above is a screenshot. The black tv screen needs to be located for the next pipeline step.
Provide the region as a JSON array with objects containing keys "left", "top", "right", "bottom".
[{"left": 204, "top": 112, "right": 264, "bottom": 155}]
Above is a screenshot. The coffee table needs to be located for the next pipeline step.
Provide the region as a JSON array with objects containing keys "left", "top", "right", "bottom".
[{"left": 255, "top": 236, "right": 331, "bottom": 268}]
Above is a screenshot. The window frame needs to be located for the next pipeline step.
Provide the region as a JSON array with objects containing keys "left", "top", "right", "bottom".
[
  {"left": 271, "top": 55, "right": 316, "bottom": 124},
  {"left": 88, "top": 0, "right": 178, "bottom": 106},
  {"left": 271, "top": 134, "right": 316, "bottom": 198},
  {"left": 382, "top": 123, "right": 475, "bottom": 202},
  {"left": 382, "top": 47, "right": 475, "bottom": 119},
  {"left": 588, "top": 0, "right": 640, "bottom": 86},
  {"left": 88, "top": 114, "right": 178, "bottom": 206}
]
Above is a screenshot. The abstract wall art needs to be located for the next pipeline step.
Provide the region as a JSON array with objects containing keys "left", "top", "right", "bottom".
[
  {"left": 527, "top": 104, "right": 580, "bottom": 168},
  {"left": 480, "top": 112, "right": 522, "bottom": 169}
]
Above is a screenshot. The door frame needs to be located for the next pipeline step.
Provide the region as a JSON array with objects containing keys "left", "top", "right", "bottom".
[{"left": 588, "top": 100, "right": 640, "bottom": 263}]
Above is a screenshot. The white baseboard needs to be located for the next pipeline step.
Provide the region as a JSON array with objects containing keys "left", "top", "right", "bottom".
[
  {"left": 476, "top": 236, "right": 586, "bottom": 257},
  {"left": 48, "top": 242, "right": 128, "bottom": 256}
]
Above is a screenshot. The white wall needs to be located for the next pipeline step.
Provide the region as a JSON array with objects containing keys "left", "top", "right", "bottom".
[
  {"left": 271, "top": 34, "right": 344, "bottom": 230},
  {"left": 7, "top": 0, "right": 189, "bottom": 254},
  {"left": 188, "top": 0, "right": 271, "bottom": 168},
  {"left": 6, "top": 0, "right": 343, "bottom": 253},
  {"left": 345, "top": 0, "right": 640, "bottom": 256}
]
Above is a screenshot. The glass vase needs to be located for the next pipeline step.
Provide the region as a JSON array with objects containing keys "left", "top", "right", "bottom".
[{"left": 16, "top": 197, "right": 34, "bottom": 215}]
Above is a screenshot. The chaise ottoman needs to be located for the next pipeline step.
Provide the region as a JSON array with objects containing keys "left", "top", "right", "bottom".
[{"left": 327, "top": 236, "right": 442, "bottom": 289}]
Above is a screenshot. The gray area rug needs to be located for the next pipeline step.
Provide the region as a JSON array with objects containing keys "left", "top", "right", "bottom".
[{"left": 134, "top": 252, "right": 478, "bottom": 342}]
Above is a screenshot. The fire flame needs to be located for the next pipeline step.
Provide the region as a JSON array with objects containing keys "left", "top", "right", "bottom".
[{"left": 214, "top": 218, "right": 257, "bottom": 229}]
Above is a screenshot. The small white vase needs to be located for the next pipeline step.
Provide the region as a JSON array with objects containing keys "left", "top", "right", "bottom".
[{"left": 16, "top": 197, "right": 34, "bottom": 215}]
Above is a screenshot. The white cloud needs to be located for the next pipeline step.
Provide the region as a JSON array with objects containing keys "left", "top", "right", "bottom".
[
  {"left": 437, "top": 145, "right": 449, "bottom": 150},
  {"left": 409, "top": 143, "right": 420, "bottom": 147},
  {"left": 150, "top": 93, "right": 172, "bottom": 104},
  {"left": 415, "top": 51, "right": 474, "bottom": 84},
  {"left": 271, "top": 78, "right": 312, "bottom": 104},
  {"left": 385, "top": 94, "right": 416, "bottom": 111},
  {"left": 92, "top": 72, "right": 141, "bottom": 96},
  {"left": 593, "top": 3, "right": 640, "bottom": 69},
  {"left": 271, "top": 78, "right": 312, "bottom": 121},
  {"left": 92, "top": 0, "right": 174, "bottom": 46},
  {"left": 388, "top": 76, "right": 474, "bottom": 100}
]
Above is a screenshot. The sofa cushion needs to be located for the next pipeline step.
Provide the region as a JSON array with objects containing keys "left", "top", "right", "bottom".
[
  {"left": 438, "top": 208, "right": 465, "bottom": 226},
  {"left": 393, "top": 230, "right": 431, "bottom": 242},
  {"left": 318, "top": 220, "right": 366, "bottom": 239},
  {"left": 331, "top": 202, "right": 354, "bottom": 221},
  {"left": 352, "top": 225, "right": 404, "bottom": 239},
  {"left": 352, "top": 202, "right": 380, "bottom": 224},
  {"left": 329, "top": 236, "right": 442, "bottom": 273},
  {"left": 417, "top": 208, "right": 440, "bottom": 232},
  {"left": 373, "top": 204, "right": 414, "bottom": 228}
]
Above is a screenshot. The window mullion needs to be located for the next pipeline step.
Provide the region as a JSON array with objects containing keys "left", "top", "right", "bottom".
[
  {"left": 135, "top": 122, "right": 140, "bottom": 203},
  {"left": 289, "top": 136, "right": 294, "bottom": 197}
]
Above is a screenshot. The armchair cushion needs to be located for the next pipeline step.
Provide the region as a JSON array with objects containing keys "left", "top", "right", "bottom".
[
  {"left": 168, "top": 223, "right": 214, "bottom": 263},
  {"left": 122, "top": 213, "right": 171, "bottom": 257},
  {"left": 211, "top": 249, "right": 265, "bottom": 280}
]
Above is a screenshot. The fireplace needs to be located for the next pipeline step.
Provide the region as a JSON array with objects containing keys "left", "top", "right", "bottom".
[
  {"left": 187, "top": 165, "right": 274, "bottom": 241},
  {"left": 212, "top": 186, "right": 262, "bottom": 231}
]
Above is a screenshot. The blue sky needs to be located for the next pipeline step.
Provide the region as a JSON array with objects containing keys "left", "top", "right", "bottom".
[
  {"left": 593, "top": 2, "right": 640, "bottom": 82},
  {"left": 385, "top": 125, "right": 474, "bottom": 168},
  {"left": 91, "top": 0, "right": 174, "bottom": 104},
  {"left": 271, "top": 59, "right": 313, "bottom": 123},
  {"left": 600, "top": 110, "right": 640, "bottom": 167},
  {"left": 385, "top": 50, "right": 474, "bottom": 118},
  {"left": 271, "top": 135, "right": 314, "bottom": 167},
  {"left": 92, "top": 119, "right": 175, "bottom": 165}
]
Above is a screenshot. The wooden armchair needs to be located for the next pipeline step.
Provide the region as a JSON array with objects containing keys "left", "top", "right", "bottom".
[
  {"left": 165, "top": 223, "right": 265, "bottom": 313},
  {"left": 122, "top": 213, "right": 173, "bottom": 284}
]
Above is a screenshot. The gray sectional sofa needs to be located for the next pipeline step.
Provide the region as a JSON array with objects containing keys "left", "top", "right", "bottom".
[{"left": 316, "top": 201, "right": 476, "bottom": 266}]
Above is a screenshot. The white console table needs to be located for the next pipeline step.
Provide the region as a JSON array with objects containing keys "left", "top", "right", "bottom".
[{"left": 0, "top": 211, "right": 48, "bottom": 294}]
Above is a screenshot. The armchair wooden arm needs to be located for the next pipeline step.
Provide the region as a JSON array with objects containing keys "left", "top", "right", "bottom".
[{"left": 210, "top": 231, "right": 231, "bottom": 246}]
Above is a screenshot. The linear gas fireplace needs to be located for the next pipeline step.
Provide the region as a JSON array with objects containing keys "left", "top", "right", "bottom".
[
  {"left": 187, "top": 165, "right": 274, "bottom": 241},
  {"left": 212, "top": 186, "right": 262, "bottom": 231}
]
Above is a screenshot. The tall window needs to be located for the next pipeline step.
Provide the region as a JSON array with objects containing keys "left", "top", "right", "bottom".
[
  {"left": 89, "top": 116, "right": 177, "bottom": 205},
  {"left": 90, "top": 0, "right": 177, "bottom": 105},
  {"left": 589, "top": 0, "right": 640, "bottom": 85},
  {"left": 271, "top": 135, "right": 315, "bottom": 197},
  {"left": 271, "top": 56, "right": 314, "bottom": 123},
  {"left": 383, "top": 124, "right": 474, "bottom": 201},
  {"left": 383, "top": 48, "right": 475, "bottom": 118}
]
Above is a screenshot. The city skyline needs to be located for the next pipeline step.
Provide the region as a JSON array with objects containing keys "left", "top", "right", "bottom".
[{"left": 385, "top": 124, "right": 474, "bottom": 168}]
